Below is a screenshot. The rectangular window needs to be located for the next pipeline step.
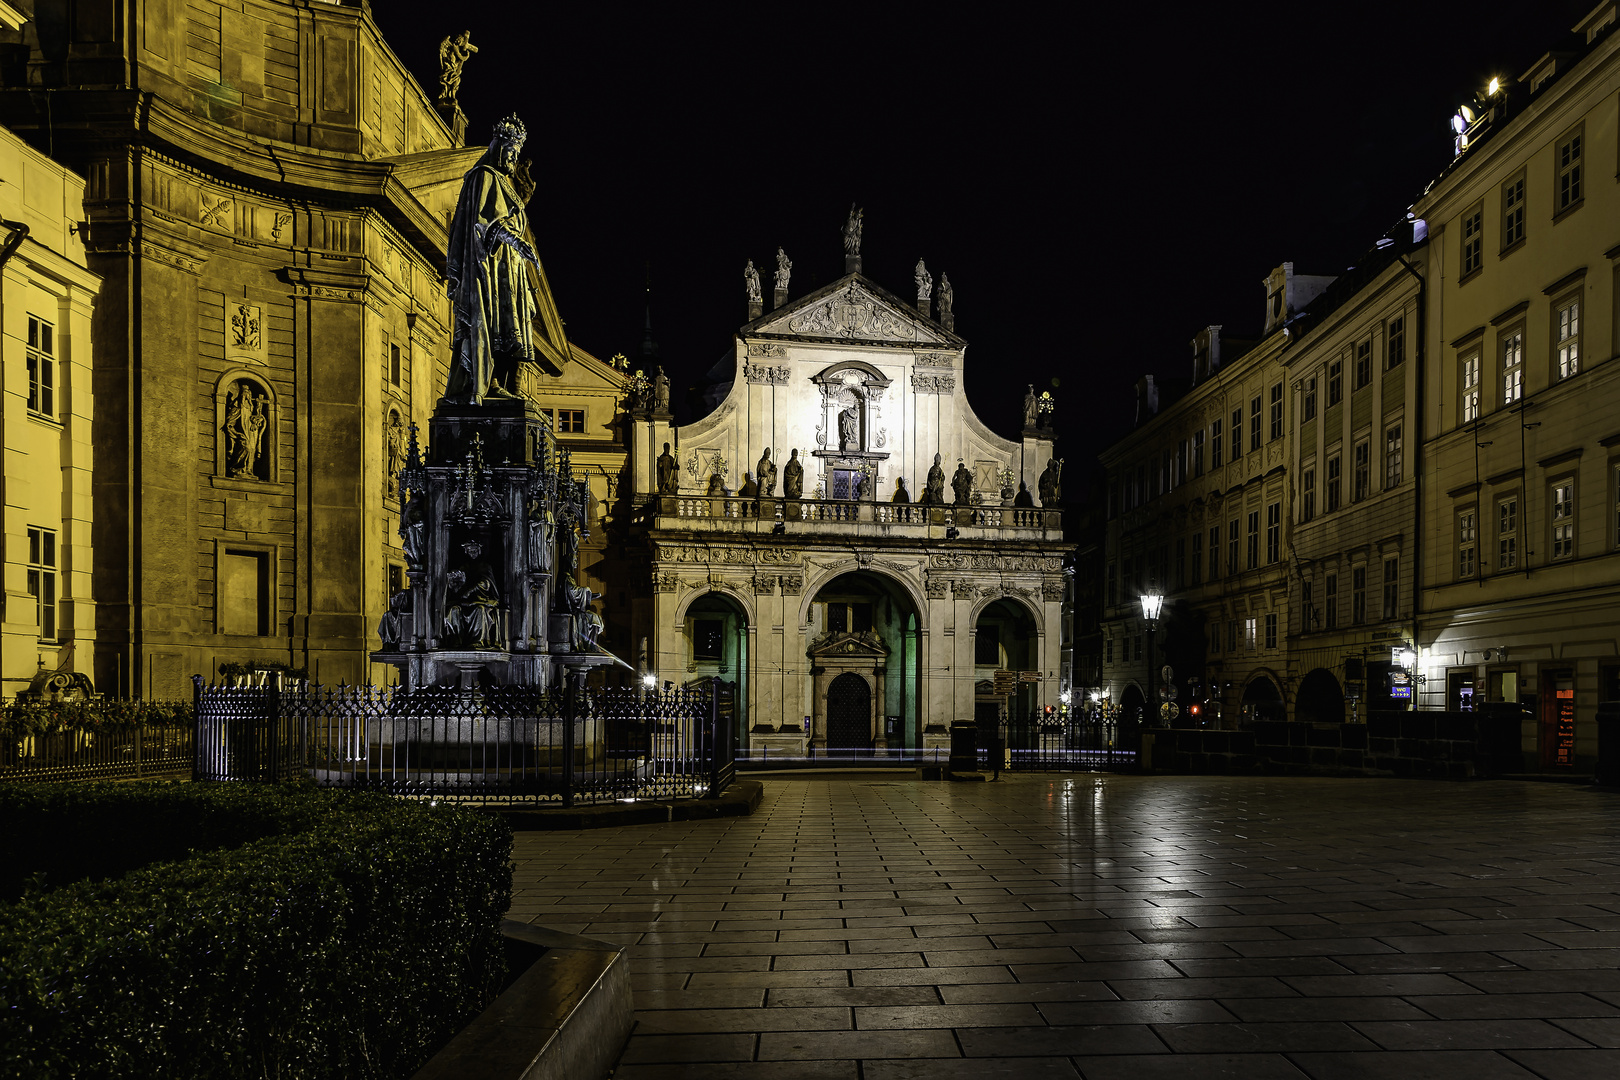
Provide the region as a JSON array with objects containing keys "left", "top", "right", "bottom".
[
  {"left": 1303, "top": 581, "right": 1314, "bottom": 631},
  {"left": 1211, "top": 419, "right": 1223, "bottom": 468},
  {"left": 1266, "top": 502, "right": 1280, "bottom": 562},
  {"left": 1227, "top": 519, "right": 1240, "bottom": 576},
  {"left": 1269, "top": 382, "right": 1283, "bottom": 440},
  {"left": 1326, "top": 454, "right": 1342, "bottom": 512},
  {"left": 1556, "top": 126, "right": 1583, "bottom": 214},
  {"left": 1135, "top": 636, "right": 1143, "bottom": 661},
  {"left": 1382, "top": 557, "right": 1399, "bottom": 621},
  {"left": 220, "top": 549, "right": 270, "bottom": 637},
  {"left": 1175, "top": 536, "right": 1186, "bottom": 590},
  {"left": 1249, "top": 396, "right": 1262, "bottom": 452},
  {"left": 1303, "top": 377, "right": 1318, "bottom": 421},
  {"left": 1246, "top": 510, "right": 1260, "bottom": 570},
  {"left": 1106, "top": 563, "right": 1117, "bottom": 607},
  {"left": 1459, "top": 510, "right": 1477, "bottom": 578},
  {"left": 556, "top": 408, "right": 586, "bottom": 433},
  {"left": 1497, "top": 496, "right": 1519, "bottom": 571},
  {"left": 1461, "top": 203, "right": 1484, "bottom": 276},
  {"left": 832, "top": 469, "right": 859, "bottom": 500},
  {"left": 1352, "top": 566, "right": 1366, "bottom": 625},
  {"left": 1264, "top": 612, "right": 1278, "bottom": 649},
  {"left": 1353, "top": 440, "right": 1370, "bottom": 502},
  {"left": 1552, "top": 480, "right": 1575, "bottom": 560},
  {"left": 1355, "top": 340, "right": 1372, "bottom": 390},
  {"left": 975, "top": 623, "right": 1001, "bottom": 666},
  {"left": 26, "top": 527, "right": 58, "bottom": 641},
  {"left": 1244, "top": 616, "right": 1257, "bottom": 653},
  {"left": 1501, "top": 331, "right": 1523, "bottom": 404},
  {"left": 1191, "top": 532, "right": 1203, "bottom": 586},
  {"left": 1555, "top": 299, "right": 1580, "bottom": 380},
  {"left": 694, "top": 618, "right": 725, "bottom": 661},
  {"left": 1461, "top": 352, "right": 1481, "bottom": 422},
  {"left": 1105, "top": 638, "right": 1114, "bottom": 665},
  {"left": 1193, "top": 430, "right": 1205, "bottom": 476},
  {"left": 1227, "top": 620, "right": 1237, "bottom": 653},
  {"left": 389, "top": 343, "right": 401, "bottom": 387},
  {"left": 1387, "top": 316, "right": 1406, "bottom": 368},
  {"left": 1501, "top": 170, "right": 1525, "bottom": 248},
  {"left": 1208, "top": 526, "right": 1220, "bottom": 580},
  {"left": 1328, "top": 360, "right": 1343, "bottom": 406},
  {"left": 1231, "top": 407, "right": 1243, "bottom": 459},
  {"left": 1209, "top": 619, "right": 1221, "bottom": 655},
  {"left": 1325, "top": 574, "right": 1338, "bottom": 629},
  {"left": 27, "top": 315, "right": 56, "bottom": 419},
  {"left": 1302, "top": 467, "right": 1316, "bottom": 522},
  {"left": 1385, "top": 424, "right": 1403, "bottom": 489}
]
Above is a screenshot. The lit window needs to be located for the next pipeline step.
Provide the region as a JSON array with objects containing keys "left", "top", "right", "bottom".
[
  {"left": 1385, "top": 424, "right": 1403, "bottom": 489},
  {"left": 1386, "top": 316, "right": 1405, "bottom": 368},
  {"left": 1328, "top": 360, "right": 1343, "bottom": 406},
  {"left": 27, "top": 527, "right": 57, "bottom": 642},
  {"left": 1353, "top": 440, "right": 1370, "bottom": 502},
  {"left": 1269, "top": 383, "right": 1283, "bottom": 440},
  {"left": 1501, "top": 171, "right": 1525, "bottom": 248},
  {"left": 1552, "top": 481, "right": 1574, "bottom": 560},
  {"left": 1501, "top": 331, "right": 1523, "bottom": 404},
  {"left": 1555, "top": 300, "right": 1580, "bottom": 380},
  {"left": 27, "top": 315, "right": 56, "bottom": 420},
  {"left": 1556, "top": 127, "right": 1583, "bottom": 214},
  {"left": 1302, "top": 467, "right": 1316, "bottom": 522},
  {"left": 1461, "top": 353, "right": 1481, "bottom": 422},
  {"left": 1497, "top": 496, "right": 1518, "bottom": 571},
  {"left": 1352, "top": 566, "right": 1366, "bottom": 625},
  {"left": 1326, "top": 455, "right": 1342, "bottom": 512},
  {"left": 1461, "top": 204, "right": 1484, "bottom": 276},
  {"left": 1244, "top": 617, "right": 1257, "bottom": 652},
  {"left": 1382, "top": 557, "right": 1399, "bottom": 621},
  {"left": 1266, "top": 502, "right": 1280, "bottom": 562},
  {"left": 1458, "top": 511, "right": 1477, "bottom": 578}
]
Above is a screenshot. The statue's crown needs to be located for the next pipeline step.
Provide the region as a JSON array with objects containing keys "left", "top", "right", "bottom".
[{"left": 491, "top": 113, "right": 527, "bottom": 147}]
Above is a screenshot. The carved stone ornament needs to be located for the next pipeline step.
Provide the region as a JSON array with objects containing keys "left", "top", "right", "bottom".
[
  {"left": 788, "top": 284, "right": 916, "bottom": 342},
  {"left": 271, "top": 211, "right": 293, "bottom": 240},
  {"left": 914, "top": 352, "right": 956, "bottom": 367},
  {"left": 718, "top": 547, "right": 754, "bottom": 565},
  {"left": 656, "top": 544, "right": 708, "bottom": 564},
  {"left": 929, "top": 553, "right": 1063, "bottom": 572},
  {"left": 752, "top": 573, "right": 776, "bottom": 594},
  {"left": 653, "top": 572, "right": 681, "bottom": 593},
  {"left": 911, "top": 373, "right": 955, "bottom": 394},
  {"left": 199, "top": 193, "right": 234, "bottom": 229},
  {"left": 1042, "top": 580, "right": 1066, "bottom": 602},
  {"left": 229, "top": 303, "right": 262, "bottom": 352},
  {"left": 748, "top": 342, "right": 788, "bottom": 358},
  {"left": 952, "top": 580, "right": 980, "bottom": 600},
  {"left": 924, "top": 575, "right": 950, "bottom": 599},
  {"left": 779, "top": 573, "right": 803, "bottom": 595},
  {"left": 757, "top": 546, "right": 801, "bottom": 564},
  {"left": 222, "top": 378, "right": 272, "bottom": 481},
  {"left": 744, "top": 362, "right": 791, "bottom": 385}
]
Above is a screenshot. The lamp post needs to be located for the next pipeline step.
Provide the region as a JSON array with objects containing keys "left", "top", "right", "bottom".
[{"left": 1140, "top": 586, "right": 1164, "bottom": 727}]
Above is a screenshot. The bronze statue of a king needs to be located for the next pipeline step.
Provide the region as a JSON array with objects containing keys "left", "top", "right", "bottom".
[{"left": 441, "top": 113, "right": 540, "bottom": 406}]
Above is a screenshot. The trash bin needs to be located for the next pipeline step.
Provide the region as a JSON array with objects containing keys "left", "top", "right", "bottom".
[
  {"left": 1597, "top": 702, "right": 1620, "bottom": 787},
  {"left": 949, "top": 721, "right": 978, "bottom": 774}
]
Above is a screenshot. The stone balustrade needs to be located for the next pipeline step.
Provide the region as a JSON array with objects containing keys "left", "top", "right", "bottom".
[{"left": 642, "top": 495, "right": 1061, "bottom": 535}]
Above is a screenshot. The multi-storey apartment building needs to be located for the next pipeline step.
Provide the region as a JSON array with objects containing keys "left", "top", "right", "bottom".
[{"left": 1414, "top": 0, "right": 1620, "bottom": 772}]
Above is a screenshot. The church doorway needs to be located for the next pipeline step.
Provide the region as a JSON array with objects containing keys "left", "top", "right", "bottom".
[
  {"left": 974, "top": 599, "right": 1040, "bottom": 736},
  {"left": 807, "top": 571, "right": 920, "bottom": 749},
  {"left": 685, "top": 591, "right": 748, "bottom": 734},
  {"left": 826, "top": 672, "right": 872, "bottom": 749}
]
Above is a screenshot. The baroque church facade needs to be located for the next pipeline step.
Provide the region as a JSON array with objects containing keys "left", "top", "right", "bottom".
[{"left": 618, "top": 242, "right": 1068, "bottom": 750}]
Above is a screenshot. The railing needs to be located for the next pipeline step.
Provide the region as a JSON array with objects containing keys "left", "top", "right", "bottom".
[
  {"left": 1004, "top": 712, "right": 1137, "bottom": 772},
  {"left": 0, "top": 723, "right": 193, "bottom": 783},
  {"left": 653, "top": 495, "right": 1060, "bottom": 531},
  {"left": 736, "top": 745, "right": 949, "bottom": 768},
  {"left": 192, "top": 677, "right": 736, "bottom": 806}
]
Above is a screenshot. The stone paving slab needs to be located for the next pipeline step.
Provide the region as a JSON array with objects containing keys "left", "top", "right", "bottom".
[{"left": 502, "top": 773, "right": 1620, "bottom": 1076}]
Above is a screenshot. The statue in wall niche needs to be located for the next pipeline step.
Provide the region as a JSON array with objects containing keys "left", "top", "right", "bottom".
[
  {"left": 437, "top": 31, "right": 478, "bottom": 104},
  {"left": 952, "top": 459, "right": 973, "bottom": 505},
  {"left": 1023, "top": 384, "right": 1038, "bottom": 429},
  {"left": 385, "top": 413, "right": 406, "bottom": 498},
  {"left": 783, "top": 449, "right": 803, "bottom": 499},
  {"left": 924, "top": 453, "right": 946, "bottom": 505},
  {"left": 914, "top": 259, "right": 932, "bottom": 300},
  {"left": 224, "top": 380, "right": 270, "bottom": 480},
  {"left": 653, "top": 366, "right": 671, "bottom": 412},
  {"left": 744, "top": 260, "right": 762, "bottom": 303},
  {"left": 441, "top": 115, "right": 540, "bottom": 407},
  {"left": 774, "top": 247, "right": 792, "bottom": 291},
  {"left": 524, "top": 497, "right": 555, "bottom": 574},
  {"left": 937, "top": 274, "right": 953, "bottom": 321},
  {"left": 401, "top": 489, "right": 426, "bottom": 567},
  {"left": 893, "top": 476, "right": 911, "bottom": 503},
  {"left": 657, "top": 442, "right": 679, "bottom": 494},
  {"left": 1039, "top": 457, "right": 1064, "bottom": 505},
  {"left": 378, "top": 589, "right": 411, "bottom": 649},
  {"left": 838, "top": 404, "right": 860, "bottom": 451},
  {"left": 757, "top": 448, "right": 777, "bottom": 496},
  {"left": 842, "top": 204, "right": 863, "bottom": 257},
  {"left": 443, "top": 542, "right": 502, "bottom": 649}
]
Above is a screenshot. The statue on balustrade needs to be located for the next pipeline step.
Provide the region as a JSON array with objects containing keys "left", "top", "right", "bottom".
[
  {"left": 653, "top": 367, "right": 671, "bottom": 412},
  {"left": 783, "top": 449, "right": 804, "bottom": 499},
  {"left": 1038, "top": 457, "right": 1063, "bottom": 506},
  {"left": 443, "top": 542, "right": 502, "bottom": 648},
  {"left": 951, "top": 460, "right": 973, "bottom": 505},
  {"left": 757, "top": 448, "right": 777, "bottom": 497},
  {"left": 657, "top": 442, "right": 679, "bottom": 494},
  {"left": 737, "top": 472, "right": 759, "bottom": 500},
  {"left": 892, "top": 476, "right": 912, "bottom": 503},
  {"left": 1014, "top": 482, "right": 1035, "bottom": 507},
  {"left": 441, "top": 114, "right": 540, "bottom": 406},
  {"left": 924, "top": 453, "right": 946, "bottom": 505}
]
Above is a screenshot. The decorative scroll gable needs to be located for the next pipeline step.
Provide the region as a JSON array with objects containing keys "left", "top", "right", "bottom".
[{"left": 750, "top": 278, "right": 956, "bottom": 346}]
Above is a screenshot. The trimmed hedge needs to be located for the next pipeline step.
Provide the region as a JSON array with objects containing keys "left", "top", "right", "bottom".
[{"left": 0, "top": 785, "right": 513, "bottom": 1079}]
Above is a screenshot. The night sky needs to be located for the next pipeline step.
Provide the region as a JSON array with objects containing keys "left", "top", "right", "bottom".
[{"left": 378, "top": 2, "right": 1589, "bottom": 500}]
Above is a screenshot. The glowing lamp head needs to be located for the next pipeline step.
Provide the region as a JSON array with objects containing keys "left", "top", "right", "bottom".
[
  {"left": 1488, "top": 76, "right": 1501, "bottom": 96},
  {"left": 641, "top": 672, "right": 657, "bottom": 689},
  {"left": 1139, "top": 589, "right": 1164, "bottom": 623}
]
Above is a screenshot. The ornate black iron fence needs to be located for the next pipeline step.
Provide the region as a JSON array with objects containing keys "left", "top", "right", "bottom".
[
  {"left": 192, "top": 676, "right": 735, "bottom": 805},
  {"left": 1, "top": 723, "right": 192, "bottom": 782},
  {"left": 1004, "top": 711, "right": 1136, "bottom": 772}
]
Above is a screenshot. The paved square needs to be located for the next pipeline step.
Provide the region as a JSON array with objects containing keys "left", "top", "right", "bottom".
[{"left": 506, "top": 774, "right": 1620, "bottom": 1078}]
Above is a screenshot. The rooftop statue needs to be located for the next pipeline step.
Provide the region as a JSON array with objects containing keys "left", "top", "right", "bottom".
[
  {"left": 914, "top": 259, "right": 932, "bottom": 300},
  {"left": 437, "top": 31, "right": 477, "bottom": 104},
  {"left": 441, "top": 115, "right": 540, "bottom": 407},
  {"left": 774, "top": 247, "right": 792, "bottom": 291},
  {"left": 842, "top": 204, "right": 863, "bottom": 257},
  {"left": 937, "top": 274, "right": 953, "bottom": 319},
  {"left": 744, "top": 259, "right": 762, "bottom": 303}
]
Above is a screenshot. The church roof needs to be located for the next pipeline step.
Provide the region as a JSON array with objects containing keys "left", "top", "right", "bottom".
[{"left": 738, "top": 272, "right": 966, "bottom": 350}]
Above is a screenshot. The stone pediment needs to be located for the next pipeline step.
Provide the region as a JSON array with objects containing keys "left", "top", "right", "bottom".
[
  {"left": 807, "top": 629, "right": 889, "bottom": 659},
  {"left": 745, "top": 276, "right": 961, "bottom": 347}
]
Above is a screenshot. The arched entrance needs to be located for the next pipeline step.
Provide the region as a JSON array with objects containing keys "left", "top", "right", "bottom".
[
  {"left": 1241, "top": 675, "right": 1286, "bottom": 725},
  {"left": 807, "top": 570, "right": 920, "bottom": 749},
  {"left": 685, "top": 591, "right": 748, "bottom": 734},
  {"left": 974, "top": 598, "right": 1040, "bottom": 750},
  {"left": 826, "top": 672, "right": 872, "bottom": 748},
  {"left": 1294, "top": 668, "right": 1344, "bottom": 724}
]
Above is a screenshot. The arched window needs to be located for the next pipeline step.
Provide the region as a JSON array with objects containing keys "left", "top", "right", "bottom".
[{"left": 217, "top": 375, "right": 275, "bottom": 483}]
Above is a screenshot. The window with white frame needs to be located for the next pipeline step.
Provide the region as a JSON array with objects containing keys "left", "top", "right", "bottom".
[
  {"left": 1461, "top": 203, "right": 1484, "bottom": 277},
  {"left": 1244, "top": 616, "right": 1257, "bottom": 652},
  {"left": 1193, "top": 429, "right": 1205, "bottom": 476},
  {"left": 1387, "top": 316, "right": 1406, "bottom": 368},
  {"left": 27, "top": 315, "right": 56, "bottom": 420},
  {"left": 1211, "top": 418, "right": 1223, "bottom": 468},
  {"left": 1326, "top": 454, "right": 1342, "bottom": 512},
  {"left": 1352, "top": 566, "right": 1367, "bottom": 625},
  {"left": 1227, "top": 519, "right": 1240, "bottom": 576},
  {"left": 1303, "top": 376, "right": 1318, "bottom": 420},
  {"left": 1501, "top": 330, "right": 1523, "bottom": 404},
  {"left": 1551, "top": 479, "right": 1575, "bottom": 560},
  {"left": 1555, "top": 298, "right": 1580, "bottom": 380},
  {"left": 1328, "top": 359, "right": 1343, "bottom": 406},
  {"left": 1497, "top": 496, "right": 1519, "bottom": 571},
  {"left": 1249, "top": 396, "right": 1262, "bottom": 452},
  {"left": 1355, "top": 340, "right": 1372, "bottom": 390},
  {"left": 1266, "top": 502, "right": 1280, "bottom": 562},
  {"left": 1385, "top": 423, "right": 1403, "bottom": 489},
  {"left": 1246, "top": 510, "right": 1260, "bottom": 570},
  {"left": 1269, "top": 383, "right": 1283, "bottom": 440},
  {"left": 27, "top": 527, "right": 57, "bottom": 641},
  {"left": 1458, "top": 510, "right": 1477, "bottom": 578},
  {"left": 1231, "top": 407, "right": 1243, "bottom": 460},
  {"left": 1353, "top": 439, "right": 1370, "bottom": 502},
  {"left": 1461, "top": 352, "right": 1481, "bottom": 421},
  {"left": 1302, "top": 466, "right": 1316, "bottom": 522},
  {"left": 1501, "top": 170, "right": 1526, "bottom": 249},
  {"left": 1555, "top": 125, "right": 1583, "bottom": 214},
  {"left": 1382, "top": 557, "right": 1399, "bottom": 620},
  {"left": 1264, "top": 612, "right": 1277, "bottom": 649}
]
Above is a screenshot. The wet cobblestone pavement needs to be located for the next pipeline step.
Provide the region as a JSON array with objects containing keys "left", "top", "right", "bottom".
[{"left": 506, "top": 773, "right": 1620, "bottom": 1079}]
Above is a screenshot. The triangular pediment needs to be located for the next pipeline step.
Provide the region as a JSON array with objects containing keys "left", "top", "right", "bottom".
[
  {"left": 744, "top": 275, "right": 963, "bottom": 348},
  {"left": 807, "top": 629, "right": 890, "bottom": 659}
]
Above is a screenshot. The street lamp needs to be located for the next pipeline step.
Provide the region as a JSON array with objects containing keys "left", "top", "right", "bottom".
[{"left": 1140, "top": 586, "right": 1164, "bottom": 726}]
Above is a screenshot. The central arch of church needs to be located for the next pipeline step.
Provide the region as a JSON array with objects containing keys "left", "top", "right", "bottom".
[{"left": 805, "top": 570, "right": 921, "bottom": 751}]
